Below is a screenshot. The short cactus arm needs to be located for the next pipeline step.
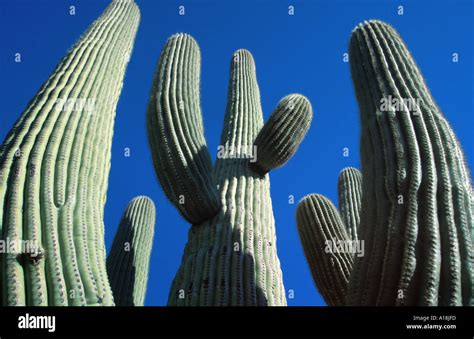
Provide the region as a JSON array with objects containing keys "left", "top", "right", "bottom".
[
  {"left": 296, "top": 194, "right": 354, "bottom": 306},
  {"left": 107, "top": 196, "right": 156, "bottom": 306},
  {"left": 337, "top": 167, "right": 362, "bottom": 241},
  {"left": 346, "top": 20, "right": 474, "bottom": 306},
  {"left": 147, "top": 33, "right": 220, "bottom": 225},
  {"left": 250, "top": 94, "right": 312, "bottom": 175}
]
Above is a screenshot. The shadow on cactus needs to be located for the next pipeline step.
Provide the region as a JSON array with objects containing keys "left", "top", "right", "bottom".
[
  {"left": 146, "top": 33, "right": 313, "bottom": 306},
  {"left": 296, "top": 20, "right": 474, "bottom": 306}
]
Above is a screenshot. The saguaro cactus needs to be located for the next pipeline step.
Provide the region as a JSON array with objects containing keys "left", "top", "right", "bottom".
[
  {"left": 0, "top": 0, "right": 140, "bottom": 306},
  {"left": 297, "top": 20, "right": 474, "bottom": 306},
  {"left": 147, "top": 34, "right": 312, "bottom": 306},
  {"left": 107, "top": 196, "right": 156, "bottom": 306}
]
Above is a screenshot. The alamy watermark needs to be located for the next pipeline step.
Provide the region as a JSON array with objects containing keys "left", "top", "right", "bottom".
[
  {"left": 217, "top": 143, "right": 258, "bottom": 163},
  {"left": 0, "top": 237, "right": 41, "bottom": 257},
  {"left": 380, "top": 95, "right": 421, "bottom": 115},
  {"left": 325, "top": 239, "right": 365, "bottom": 257},
  {"left": 55, "top": 97, "right": 96, "bottom": 114},
  {"left": 18, "top": 313, "right": 55, "bottom": 332}
]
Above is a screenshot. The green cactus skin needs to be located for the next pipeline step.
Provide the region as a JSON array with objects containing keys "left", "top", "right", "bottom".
[
  {"left": 346, "top": 20, "right": 474, "bottom": 306},
  {"left": 148, "top": 34, "right": 311, "bottom": 306},
  {"left": 337, "top": 167, "right": 362, "bottom": 241},
  {"left": 250, "top": 94, "right": 313, "bottom": 176},
  {"left": 296, "top": 194, "right": 354, "bottom": 306},
  {"left": 0, "top": 0, "right": 140, "bottom": 306},
  {"left": 107, "top": 196, "right": 156, "bottom": 306},
  {"left": 147, "top": 34, "right": 221, "bottom": 225}
]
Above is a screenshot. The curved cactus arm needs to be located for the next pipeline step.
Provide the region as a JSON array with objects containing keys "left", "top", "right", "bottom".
[
  {"left": 107, "top": 196, "right": 156, "bottom": 306},
  {"left": 337, "top": 167, "right": 362, "bottom": 241},
  {"left": 249, "top": 94, "right": 312, "bottom": 175},
  {"left": 346, "top": 20, "right": 474, "bottom": 306},
  {"left": 147, "top": 33, "right": 220, "bottom": 225},
  {"left": 296, "top": 194, "right": 354, "bottom": 306}
]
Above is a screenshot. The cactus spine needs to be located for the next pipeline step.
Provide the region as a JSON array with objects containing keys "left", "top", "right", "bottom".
[
  {"left": 107, "top": 196, "right": 156, "bottom": 306},
  {"left": 0, "top": 0, "right": 140, "bottom": 306},
  {"left": 147, "top": 34, "right": 312, "bottom": 306},
  {"left": 297, "top": 20, "right": 474, "bottom": 306}
]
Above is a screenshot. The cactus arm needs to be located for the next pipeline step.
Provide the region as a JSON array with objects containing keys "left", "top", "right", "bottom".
[
  {"left": 107, "top": 196, "right": 156, "bottom": 306},
  {"left": 0, "top": 0, "right": 140, "bottom": 306},
  {"left": 249, "top": 94, "right": 312, "bottom": 175},
  {"left": 146, "top": 33, "right": 220, "bottom": 225},
  {"left": 337, "top": 167, "right": 362, "bottom": 241},
  {"left": 346, "top": 20, "right": 473, "bottom": 306},
  {"left": 296, "top": 194, "right": 354, "bottom": 306}
]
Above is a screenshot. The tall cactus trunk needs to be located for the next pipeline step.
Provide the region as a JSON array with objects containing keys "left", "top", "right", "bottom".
[
  {"left": 167, "top": 50, "right": 286, "bottom": 306},
  {"left": 346, "top": 20, "right": 474, "bottom": 306},
  {"left": 0, "top": 0, "right": 140, "bottom": 306}
]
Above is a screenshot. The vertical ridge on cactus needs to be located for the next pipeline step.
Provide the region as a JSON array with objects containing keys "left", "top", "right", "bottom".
[
  {"left": 146, "top": 33, "right": 220, "bottom": 225},
  {"left": 337, "top": 167, "right": 362, "bottom": 241},
  {"left": 250, "top": 94, "right": 313, "bottom": 176},
  {"left": 0, "top": 0, "right": 140, "bottom": 306},
  {"left": 107, "top": 196, "right": 156, "bottom": 306},
  {"left": 296, "top": 194, "right": 354, "bottom": 306},
  {"left": 346, "top": 20, "right": 474, "bottom": 306}
]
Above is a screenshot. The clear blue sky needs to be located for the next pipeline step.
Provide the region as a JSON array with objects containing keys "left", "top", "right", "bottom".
[{"left": 0, "top": 0, "right": 472, "bottom": 306}]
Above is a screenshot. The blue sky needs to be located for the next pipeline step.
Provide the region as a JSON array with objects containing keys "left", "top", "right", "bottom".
[{"left": 0, "top": 0, "right": 472, "bottom": 306}]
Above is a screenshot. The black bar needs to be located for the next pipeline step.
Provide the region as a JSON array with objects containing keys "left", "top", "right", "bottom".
[{"left": 0, "top": 307, "right": 472, "bottom": 338}]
